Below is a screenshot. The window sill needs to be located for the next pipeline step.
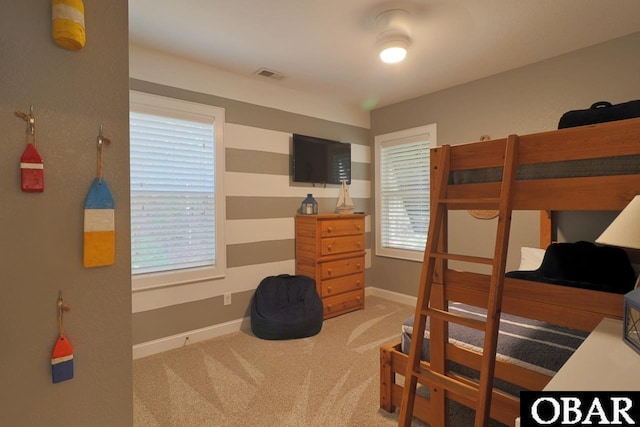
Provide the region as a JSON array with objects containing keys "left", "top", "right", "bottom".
[
  {"left": 375, "top": 247, "right": 424, "bottom": 262},
  {"left": 132, "top": 270, "right": 226, "bottom": 292}
]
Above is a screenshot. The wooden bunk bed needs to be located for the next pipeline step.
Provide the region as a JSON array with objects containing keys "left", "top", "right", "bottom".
[{"left": 379, "top": 117, "right": 640, "bottom": 426}]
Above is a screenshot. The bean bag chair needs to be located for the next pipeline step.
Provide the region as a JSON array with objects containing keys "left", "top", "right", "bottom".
[{"left": 251, "top": 274, "right": 323, "bottom": 340}]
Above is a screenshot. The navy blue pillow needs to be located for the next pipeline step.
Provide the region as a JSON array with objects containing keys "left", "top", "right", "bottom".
[{"left": 506, "top": 241, "right": 636, "bottom": 294}]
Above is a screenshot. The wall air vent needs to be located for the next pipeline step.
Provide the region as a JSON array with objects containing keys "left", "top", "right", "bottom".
[{"left": 254, "top": 68, "right": 286, "bottom": 80}]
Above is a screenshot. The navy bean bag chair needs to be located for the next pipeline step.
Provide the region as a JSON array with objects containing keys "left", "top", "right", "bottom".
[{"left": 251, "top": 274, "right": 323, "bottom": 340}]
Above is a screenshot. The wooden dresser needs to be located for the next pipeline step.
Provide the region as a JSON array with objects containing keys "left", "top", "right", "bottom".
[{"left": 295, "top": 214, "right": 365, "bottom": 319}]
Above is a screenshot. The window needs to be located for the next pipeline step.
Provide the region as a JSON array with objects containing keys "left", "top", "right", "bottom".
[
  {"left": 130, "top": 91, "right": 225, "bottom": 290},
  {"left": 330, "top": 148, "right": 351, "bottom": 184},
  {"left": 375, "top": 124, "right": 436, "bottom": 261}
]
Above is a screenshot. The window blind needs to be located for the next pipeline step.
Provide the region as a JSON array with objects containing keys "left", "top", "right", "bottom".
[
  {"left": 130, "top": 111, "right": 216, "bottom": 275},
  {"left": 379, "top": 139, "right": 430, "bottom": 252},
  {"left": 331, "top": 151, "right": 351, "bottom": 184}
]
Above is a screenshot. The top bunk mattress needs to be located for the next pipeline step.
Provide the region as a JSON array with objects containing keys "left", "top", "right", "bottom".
[
  {"left": 451, "top": 154, "right": 640, "bottom": 184},
  {"left": 443, "top": 118, "right": 640, "bottom": 187}
]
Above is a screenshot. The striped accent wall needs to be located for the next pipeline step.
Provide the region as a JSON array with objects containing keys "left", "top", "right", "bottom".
[
  {"left": 130, "top": 80, "right": 372, "bottom": 346},
  {"left": 225, "top": 123, "right": 371, "bottom": 268}
]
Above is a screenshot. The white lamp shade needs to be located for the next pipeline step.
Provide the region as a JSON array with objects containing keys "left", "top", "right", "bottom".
[{"left": 596, "top": 195, "right": 640, "bottom": 249}]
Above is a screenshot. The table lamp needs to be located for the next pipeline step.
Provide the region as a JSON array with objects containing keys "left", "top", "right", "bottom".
[{"left": 596, "top": 195, "right": 640, "bottom": 354}]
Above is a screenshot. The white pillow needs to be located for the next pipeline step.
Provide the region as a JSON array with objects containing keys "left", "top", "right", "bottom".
[{"left": 518, "top": 247, "right": 546, "bottom": 271}]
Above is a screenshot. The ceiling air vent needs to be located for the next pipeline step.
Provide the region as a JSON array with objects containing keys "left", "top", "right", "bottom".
[{"left": 254, "top": 67, "right": 286, "bottom": 81}]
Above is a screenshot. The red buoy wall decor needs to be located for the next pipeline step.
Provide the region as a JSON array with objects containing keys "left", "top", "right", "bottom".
[
  {"left": 15, "top": 107, "right": 44, "bottom": 192},
  {"left": 20, "top": 143, "right": 44, "bottom": 192}
]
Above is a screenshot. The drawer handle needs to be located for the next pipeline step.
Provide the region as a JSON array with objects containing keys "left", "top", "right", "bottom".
[
  {"left": 356, "top": 225, "right": 361, "bottom": 231},
  {"left": 327, "top": 304, "right": 332, "bottom": 312},
  {"left": 327, "top": 269, "right": 332, "bottom": 276},
  {"left": 327, "top": 286, "right": 332, "bottom": 294},
  {"left": 356, "top": 280, "right": 361, "bottom": 288},
  {"left": 356, "top": 242, "right": 361, "bottom": 248},
  {"left": 327, "top": 227, "right": 333, "bottom": 233},
  {"left": 327, "top": 245, "right": 332, "bottom": 251},
  {"left": 356, "top": 264, "right": 361, "bottom": 270}
]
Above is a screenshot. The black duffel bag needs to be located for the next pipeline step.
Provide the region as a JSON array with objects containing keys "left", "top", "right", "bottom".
[{"left": 558, "top": 100, "right": 640, "bottom": 129}]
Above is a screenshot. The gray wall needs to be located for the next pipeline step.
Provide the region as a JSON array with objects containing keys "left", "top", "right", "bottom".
[
  {"left": 369, "top": 32, "right": 640, "bottom": 297},
  {"left": 1, "top": 1, "right": 131, "bottom": 426}
]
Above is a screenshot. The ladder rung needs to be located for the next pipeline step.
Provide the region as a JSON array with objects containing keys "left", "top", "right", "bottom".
[
  {"left": 412, "top": 365, "right": 480, "bottom": 403},
  {"left": 438, "top": 197, "right": 501, "bottom": 206},
  {"left": 430, "top": 252, "right": 494, "bottom": 265},
  {"left": 423, "top": 307, "right": 487, "bottom": 331}
]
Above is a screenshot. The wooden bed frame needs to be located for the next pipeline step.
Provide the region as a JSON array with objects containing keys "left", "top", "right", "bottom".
[{"left": 379, "top": 117, "right": 640, "bottom": 426}]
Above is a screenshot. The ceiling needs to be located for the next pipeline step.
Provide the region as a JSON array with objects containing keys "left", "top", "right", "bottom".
[{"left": 129, "top": 0, "right": 640, "bottom": 111}]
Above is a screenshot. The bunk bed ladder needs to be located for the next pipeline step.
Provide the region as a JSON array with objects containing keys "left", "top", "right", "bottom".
[{"left": 398, "top": 135, "right": 519, "bottom": 427}]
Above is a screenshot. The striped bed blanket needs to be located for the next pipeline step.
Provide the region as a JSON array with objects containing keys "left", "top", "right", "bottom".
[{"left": 401, "top": 302, "right": 588, "bottom": 394}]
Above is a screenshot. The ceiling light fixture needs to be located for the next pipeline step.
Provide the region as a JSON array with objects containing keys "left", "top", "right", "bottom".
[{"left": 376, "top": 9, "right": 412, "bottom": 64}]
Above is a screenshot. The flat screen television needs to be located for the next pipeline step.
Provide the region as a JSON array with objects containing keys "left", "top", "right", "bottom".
[{"left": 292, "top": 134, "right": 351, "bottom": 184}]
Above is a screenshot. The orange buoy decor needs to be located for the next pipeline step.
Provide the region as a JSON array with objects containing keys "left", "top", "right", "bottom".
[{"left": 51, "top": 0, "right": 85, "bottom": 51}]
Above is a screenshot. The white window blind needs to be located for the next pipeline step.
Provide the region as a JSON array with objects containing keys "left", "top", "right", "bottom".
[
  {"left": 130, "top": 111, "right": 216, "bottom": 275},
  {"left": 375, "top": 124, "right": 435, "bottom": 261},
  {"left": 329, "top": 145, "right": 351, "bottom": 184}
]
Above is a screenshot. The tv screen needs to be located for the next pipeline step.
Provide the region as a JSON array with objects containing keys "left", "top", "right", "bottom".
[{"left": 292, "top": 134, "right": 351, "bottom": 184}]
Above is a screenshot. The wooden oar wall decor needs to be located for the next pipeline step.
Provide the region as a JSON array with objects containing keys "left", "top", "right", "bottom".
[{"left": 83, "top": 125, "right": 115, "bottom": 267}]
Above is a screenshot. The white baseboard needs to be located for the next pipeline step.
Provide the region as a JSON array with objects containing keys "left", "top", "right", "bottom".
[
  {"left": 133, "top": 287, "right": 416, "bottom": 359},
  {"left": 365, "top": 286, "right": 417, "bottom": 307},
  {"left": 132, "top": 317, "right": 252, "bottom": 360}
]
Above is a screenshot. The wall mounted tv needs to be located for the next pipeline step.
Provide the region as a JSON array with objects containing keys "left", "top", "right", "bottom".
[{"left": 292, "top": 134, "right": 351, "bottom": 185}]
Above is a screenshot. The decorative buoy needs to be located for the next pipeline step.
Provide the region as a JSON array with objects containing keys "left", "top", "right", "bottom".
[
  {"left": 20, "top": 143, "right": 44, "bottom": 192},
  {"left": 83, "top": 127, "right": 115, "bottom": 267},
  {"left": 51, "top": 293, "right": 73, "bottom": 383},
  {"left": 84, "top": 177, "right": 115, "bottom": 267},
  {"left": 51, "top": 0, "right": 86, "bottom": 51},
  {"left": 15, "top": 107, "right": 44, "bottom": 192}
]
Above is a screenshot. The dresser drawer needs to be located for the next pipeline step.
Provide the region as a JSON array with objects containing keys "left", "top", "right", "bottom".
[
  {"left": 321, "top": 273, "right": 364, "bottom": 298},
  {"left": 321, "top": 256, "right": 364, "bottom": 279},
  {"left": 320, "top": 235, "right": 364, "bottom": 256},
  {"left": 323, "top": 289, "right": 364, "bottom": 318},
  {"left": 320, "top": 218, "right": 364, "bottom": 237}
]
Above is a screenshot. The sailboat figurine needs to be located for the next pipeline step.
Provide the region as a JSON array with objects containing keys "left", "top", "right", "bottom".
[{"left": 335, "top": 180, "right": 355, "bottom": 214}]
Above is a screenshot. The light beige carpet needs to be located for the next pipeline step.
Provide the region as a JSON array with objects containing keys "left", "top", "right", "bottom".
[{"left": 133, "top": 295, "right": 497, "bottom": 427}]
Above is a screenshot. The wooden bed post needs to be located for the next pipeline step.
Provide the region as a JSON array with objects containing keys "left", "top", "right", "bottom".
[
  {"left": 540, "top": 210, "right": 552, "bottom": 248},
  {"left": 379, "top": 346, "right": 394, "bottom": 412}
]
